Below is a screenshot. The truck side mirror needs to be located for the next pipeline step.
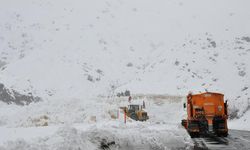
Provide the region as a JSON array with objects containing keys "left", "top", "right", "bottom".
[{"left": 183, "top": 103, "right": 186, "bottom": 109}]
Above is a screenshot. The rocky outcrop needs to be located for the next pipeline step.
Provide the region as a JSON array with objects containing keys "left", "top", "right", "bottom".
[{"left": 0, "top": 83, "right": 40, "bottom": 105}]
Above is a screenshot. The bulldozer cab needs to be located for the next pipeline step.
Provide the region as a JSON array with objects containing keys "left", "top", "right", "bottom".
[
  {"left": 128, "top": 105, "right": 140, "bottom": 112},
  {"left": 128, "top": 104, "right": 148, "bottom": 121}
]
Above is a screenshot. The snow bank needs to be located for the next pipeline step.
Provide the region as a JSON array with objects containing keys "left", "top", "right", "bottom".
[
  {"left": 229, "top": 109, "right": 250, "bottom": 131},
  {"left": 0, "top": 126, "right": 97, "bottom": 150},
  {"left": 0, "top": 123, "right": 192, "bottom": 150},
  {"left": 0, "top": 96, "right": 117, "bottom": 127}
]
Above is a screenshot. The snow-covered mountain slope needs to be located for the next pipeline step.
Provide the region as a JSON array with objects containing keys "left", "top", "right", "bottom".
[{"left": 0, "top": 0, "right": 250, "bottom": 125}]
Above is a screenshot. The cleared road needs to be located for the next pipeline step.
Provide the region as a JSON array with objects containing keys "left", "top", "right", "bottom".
[{"left": 192, "top": 130, "right": 250, "bottom": 150}]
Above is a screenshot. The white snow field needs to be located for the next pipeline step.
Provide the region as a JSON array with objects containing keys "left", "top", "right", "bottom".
[
  {"left": 0, "top": 0, "right": 250, "bottom": 149},
  {"left": 0, "top": 96, "right": 192, "bottom": 150}
]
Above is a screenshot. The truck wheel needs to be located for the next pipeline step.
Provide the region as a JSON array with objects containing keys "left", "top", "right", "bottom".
[
  {"left": 189, "top": 132, "right": 199, "bottom": 138},
  {"left": 221, "top": 132, "right": 228, "bottom": 137}
]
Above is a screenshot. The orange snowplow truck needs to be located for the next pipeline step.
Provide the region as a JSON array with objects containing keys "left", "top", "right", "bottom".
[{"left": 182, "top": 92, "right": 228, "bottom": 138}]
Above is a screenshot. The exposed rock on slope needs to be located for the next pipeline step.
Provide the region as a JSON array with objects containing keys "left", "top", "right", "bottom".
[{"left": 0, "top": 83, "right": 40, "bottom": 105}]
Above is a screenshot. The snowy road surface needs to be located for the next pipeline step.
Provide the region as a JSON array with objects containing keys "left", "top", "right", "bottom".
[{"left": 192, "top": 130, "right": 250, "bottom": 150}]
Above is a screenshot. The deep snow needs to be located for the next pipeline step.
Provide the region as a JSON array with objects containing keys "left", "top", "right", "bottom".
[
  {"left": 0, "top": 0, "right": 250, "bottom": 149},
  {"left": 0, "top": 95, "right": 192, "bottom": 150}
]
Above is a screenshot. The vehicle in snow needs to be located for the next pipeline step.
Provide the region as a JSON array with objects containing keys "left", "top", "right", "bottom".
[
  {"left": 120, "top": 104, "right": 149, "bottom": 121},
  {"left": 182, "top": 92, "right": 228, "bottom": 138}
]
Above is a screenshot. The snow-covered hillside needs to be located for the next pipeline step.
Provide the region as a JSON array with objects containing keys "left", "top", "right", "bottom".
[
  {"left": 1, "top": 0, "right": 250, "bottom": 117},
  {"left": 0, "top": 0, "right": 250, "bottom": 147}
]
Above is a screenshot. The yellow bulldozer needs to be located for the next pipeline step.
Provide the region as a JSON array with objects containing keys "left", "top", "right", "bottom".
[{"left": 120, "top": 104, "right": 149, "bottom": 121}]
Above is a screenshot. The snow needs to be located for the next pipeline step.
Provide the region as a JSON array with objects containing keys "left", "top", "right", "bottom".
[
  {"left": 0, "top": 123, "right": 192, "bottom": 150},
  {"left": 0, "top": 0, "right": 250, "bottom": 102},
  {"left": 229, "top": 109, "right": 250, "bottom": 131},
  {"left": 0, "top": 95, "right": 192, "bottom": 149},
  {"left": 0, "top": 0, "right": 250, "bottom": 148}
]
